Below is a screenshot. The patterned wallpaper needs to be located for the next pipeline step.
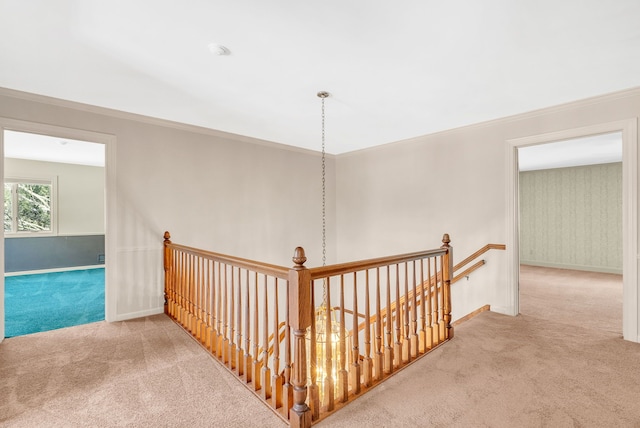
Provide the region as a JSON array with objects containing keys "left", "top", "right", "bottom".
[{"left": 519, "top": 162, "right": 622, "bottom": 273}]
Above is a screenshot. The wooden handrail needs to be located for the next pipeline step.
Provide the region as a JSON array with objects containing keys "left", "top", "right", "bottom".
[
  {"left": 308, "top": 248, "right": 447, "bottom": 279},
  {"left": 164, "top": 232, "right": 460, "bottom": 428},
  {"left": 347, "top": 243, "right": 505, "bottom": 334},
  {"left": 452, "top": 260, "right": 486, "bottom": 284},
  {"left": 165, "top": 242, "right": 290, "bottom": 279},
  {"left": 453, "top": 243, "right": 505, "bottom": 273}
]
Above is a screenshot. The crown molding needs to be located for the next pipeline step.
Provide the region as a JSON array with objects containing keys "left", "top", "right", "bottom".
[
  {"left": 340, "top": 86, "right": 640, "bottom": 158},
  {"left": 0, "top": 86, "right": 332, "bottom": 158}
]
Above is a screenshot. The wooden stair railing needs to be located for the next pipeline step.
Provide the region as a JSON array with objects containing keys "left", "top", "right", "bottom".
[
  {"left": 164, "top": 232, "right": 462, "bottom": 427},
  {"left": 343, "top": 242, "right": 506, "bottom": 334}
]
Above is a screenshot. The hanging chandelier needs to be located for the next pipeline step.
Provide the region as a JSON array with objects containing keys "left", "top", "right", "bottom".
[{"left": 308, "top": 91, "right": 343, "bottom": 410}]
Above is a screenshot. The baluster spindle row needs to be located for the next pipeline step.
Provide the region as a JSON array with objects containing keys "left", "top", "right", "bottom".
[{"left": 164, "top": 232, "right": 454, "bottom": 428}]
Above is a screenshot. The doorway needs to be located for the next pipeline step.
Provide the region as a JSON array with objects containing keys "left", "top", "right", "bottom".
[
  {"left": 506, "top": 120, "right": 638, "bottom": 342},
  {"left": 0, "top": 119, "right": 116, "bottom": 341},
  {"left": 517, "top": 133, "right": 623, "bottom": 334},
  {"left": 3, "top": 130, "right": 105, "bottom": 336}
]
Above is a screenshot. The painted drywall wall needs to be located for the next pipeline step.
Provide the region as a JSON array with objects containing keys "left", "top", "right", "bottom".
[
  {"left": 1, "top": 87, "right": 639, "bottom": 339},
  {"left": 335, "top": 89, "right": 640, "bottom": 323},
  {"left": 4, "top": 157, "right": 105, "bottom": 235},
  {"left": 519, "top": 163, "right": 622, "bottom": 273},
  {"left": 0, "top": 89, "right": 336, "bottom": 325}
]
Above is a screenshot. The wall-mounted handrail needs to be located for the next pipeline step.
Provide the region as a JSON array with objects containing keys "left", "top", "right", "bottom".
[{"left": 453, "top": 244, "right": 505, "bottom": 273}]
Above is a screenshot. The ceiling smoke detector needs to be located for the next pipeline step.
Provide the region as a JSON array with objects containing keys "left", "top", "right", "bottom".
[{"left": 208, "top": 43, "right": 230, "bottom": 56}]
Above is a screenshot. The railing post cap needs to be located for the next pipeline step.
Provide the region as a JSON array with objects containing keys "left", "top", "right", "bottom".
[
  {"left": 164, "top": 231, "right": 171, "bottom": 241},
  {"left": 442, "top": 233, "right": 451, "bottom": 247},
  {"left": 292, "top": 247, "right": 307, "bottom": 267}
]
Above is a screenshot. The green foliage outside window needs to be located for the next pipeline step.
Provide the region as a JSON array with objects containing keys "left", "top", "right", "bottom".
[{"left": 4, "top": 182, "right": 52, "bottom": 233}]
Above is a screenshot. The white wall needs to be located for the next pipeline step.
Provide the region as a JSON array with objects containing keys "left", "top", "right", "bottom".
[
  {"left": 1, "top": 86, "right": 639, "bottom": 342},
  {"left": 0, "top": 88, "right": 335, "bottom": 329},
  {"left": 4, "top": 158, "right": 105, "bottom": 235},
  {"left": 335, "top": 88, "right": 640, "bottom": 326}
]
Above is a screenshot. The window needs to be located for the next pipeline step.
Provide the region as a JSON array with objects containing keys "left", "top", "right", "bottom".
[{"left": 4, "top": 177, "right": 57, "bottom": 235}]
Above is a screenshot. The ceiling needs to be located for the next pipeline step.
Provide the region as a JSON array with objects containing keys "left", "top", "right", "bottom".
[
  {"left": 518, "top": 132, "right": 622, "bottom": 171},
  {"left": 1, "top": 1, "right": 640, "bottom": 155},
  {"left": 3, "top": 130, "right": 105, "bottom": 167}
]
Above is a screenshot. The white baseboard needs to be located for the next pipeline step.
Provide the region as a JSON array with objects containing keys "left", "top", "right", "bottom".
[
  {"left": 4, "top": 265, "right": 105, "bottom": 277},
  {"left": 111, "top": 307, "right": 164, "bottom": 322},
  {"left": 520, "top": 261, "right": 622, "bottom": 275}
]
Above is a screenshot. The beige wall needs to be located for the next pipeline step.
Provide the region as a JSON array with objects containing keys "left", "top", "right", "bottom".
[
  {"left": 0, "top": 89, "right": 335, "bottom": 324},
  {"left": 1, "top": 87, "right": 639, "bottom": 337},
  {"left": 4, "top": 158, "right": 105, "bottom": 235},
  {"left": 519, "top": 163, "right": 622, "bottom": 273},
  {"left": 335, "top": 88, "right": 640, "bottom": 321}
]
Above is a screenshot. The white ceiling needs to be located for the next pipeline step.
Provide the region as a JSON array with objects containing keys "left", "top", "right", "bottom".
[
  {"left": 1, "top": 1, "right": 640, "bottom": 155},
  {"left": 4, "top": 130, "right": 105, "bottom": 167},
  {"left": 518, "top": 132, "right": 622, "bottom": 171}
]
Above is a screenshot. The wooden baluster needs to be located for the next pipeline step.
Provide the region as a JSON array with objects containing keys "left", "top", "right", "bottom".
[
  {"left": 441, "top": 234, "right": 454, "bottom": 340},
  {"left": 236, "top": 268, "right": 244, "bottom": 376},
  {"left": 229, "top": 266, "right": 236, "bottom": 370},
  {"left": 200, "top": 258, "right": 207, "bottom": 345},
  {"left": 176, "top": 251, "right": 182, "bottom": 322},
  {"left": 288, "top": 247, "right": 311, "bottom": 428},
  {"left": 438, "top": 255, "right": 446, "bottom": 342},
  {"left": 393, "top": 264, "right": 402, "bottom": 368},
  {"left": 211, "top": 260, "right": 219, "bottom": 356},
  {"left": 182, "top": 252, "right": 189, "bottom": 329},
  {"left": 432, "top": 257, "right": 441, "bottom": 346},
  {"left": 350, "top": 272, "right": 361, "bottom": 395},
  {"left": 190, "top": 254, "right": 196, "bottom": 334},
  {"left": 402, "top": 262, "right": 411, "bottom": 363},
  {"left": 178, "top": 252, "right": 188, "bottom": 328},
  {"left": 253, "top": 271, "right": 262, "bottom": 391},
  {"left": 261, "top": 274, "right": 272, "bottom": 400},
  {"left": 183, "top": 252, "right": 189, "bottom": 328},
  {"left": 163, "top": 232, "right": 172, "bottom": 316},
  {"left": 244, "top": 269, "right": 253, "bottom": 383},
  {"left": 272, "top": 277, "right": 283, "bottom": 409},
  {"left": 202, "top": 259, "right": 210, "bottom": 349},
  {"left": 374, "top": 267, "right": 383, "bottom": 381},
  {"left": 338, "top": 275, "right": 348, "bottom": 403},
  {"left": 202, "top": 259, "right": 209, "bottom": 351},
  {"left": 322, "top": 276, "right": 334, "bottom": 411},
  {"left": 362, "top": 270, "right": 372, "bottom": 387},
  {"left": 283, "top": 279, "right": 294, "bottom": 412},
  {"left": 209, "top": 260, "right": 216, "bottom": 353},
  {"left": 384, "top": 266, "right": 393, "bottom": 374},
  {"left": 214, "top": 261, "right": 221, "bottom": 357},
  {"left": 197, "top": 257, "right": 204, "bottom": 343},
  {"left": 426, "top": 258, "right": 434, "bottom": 349},
  {"left": 410, "top": 260, "right": 419, "bottom": 358},
  {"left": 308, "top": 280, "right": 319, "bottom": 419},
  {"left": 193, "top": 257, "right": 199, "bottom": 338},
  {"left": 222, "top": 264, "right": 230, "bottom": 363},
  {"left": 418, "top": 259, "right": 427, "bottom": 353}
]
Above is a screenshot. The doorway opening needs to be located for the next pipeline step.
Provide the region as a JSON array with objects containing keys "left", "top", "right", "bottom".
[
  {"left": 3, "top": 130, "right": 105, "bottom": 337},
  {"left": 0, "top": 119, "right": 116, "bottom": 341},
  {"left": 506, "top": 119, "right": 638, "bottom": 342},
  {"left": 517, "top": 133, "right": 623, "bottom": 335}
]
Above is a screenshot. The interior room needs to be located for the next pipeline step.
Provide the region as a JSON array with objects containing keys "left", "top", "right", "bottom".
[
  {"left": 3, "top": 130, "right": 105, "bottom": 337},
  {"left": 1, "top": 1, "right": 640, "bottom": 426}
]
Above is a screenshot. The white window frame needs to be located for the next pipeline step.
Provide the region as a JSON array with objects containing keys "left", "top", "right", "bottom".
[{"left": 4, "top": 175, "right": 58, "bottom": 237}]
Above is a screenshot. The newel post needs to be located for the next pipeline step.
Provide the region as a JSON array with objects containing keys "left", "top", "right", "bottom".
[
  {"left": 441, "top": 234, "right": 454, "bottom": 339},
  {"left": 288, "top": 247, "right": 312, "bottom": 428},
  {"left": 163, "top": 231, "right": 172, "bottom": 316}
]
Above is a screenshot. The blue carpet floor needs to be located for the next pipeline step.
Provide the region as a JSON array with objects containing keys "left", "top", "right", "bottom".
[{"left": 4, "top": 268, "right": 105, "bottom": 337}]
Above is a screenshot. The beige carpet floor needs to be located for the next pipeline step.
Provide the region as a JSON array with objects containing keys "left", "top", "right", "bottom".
[{"left": 2, "top": 266, "right": 638, "bottom": 427}]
